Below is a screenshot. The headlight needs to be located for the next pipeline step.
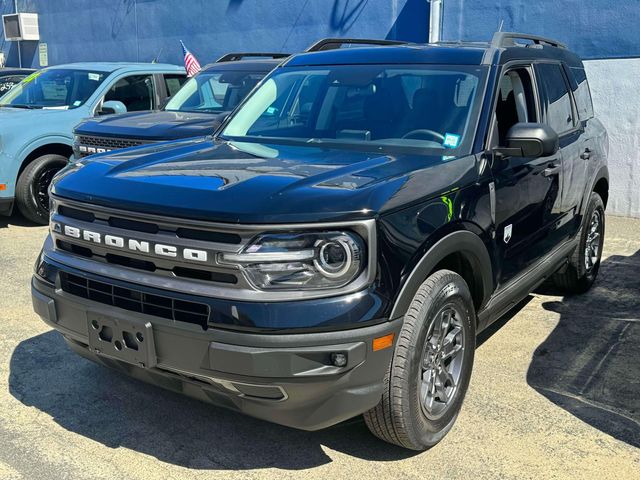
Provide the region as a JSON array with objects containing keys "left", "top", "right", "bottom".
[{"left": 221, "top": 231, "right": 365, "bottom": 290}]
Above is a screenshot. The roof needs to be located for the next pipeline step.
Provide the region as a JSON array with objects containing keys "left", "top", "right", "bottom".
[
  {"left": 285, "top": 36, "right": 583, "bottom": 68},
  {"left": 0, "top": 67, "right": 36, "bottom": 75},
  {"left": 48, "top": 62, "right": 185, "bottom": 73},
  {"left": 200, "top": 58, "right": 284, "bottom": 73}
]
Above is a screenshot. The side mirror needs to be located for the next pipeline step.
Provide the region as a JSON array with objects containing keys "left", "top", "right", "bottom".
[
  {"left": 99, "top": 100, "right": 127, "bottom": 115},
  {"left": 495, "top": 122, "right": 559, "bottom": 158}
]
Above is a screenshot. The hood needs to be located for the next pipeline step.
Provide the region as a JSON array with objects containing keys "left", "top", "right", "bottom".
[
  {"left": 75, "top": 110, "right": 225, "bottom": 141},
  {"left": 52, "top": 138, "right": 478, "bottom": 223},
  {"left": 0, "top": 106, "right": 74, "bottom": 122}
]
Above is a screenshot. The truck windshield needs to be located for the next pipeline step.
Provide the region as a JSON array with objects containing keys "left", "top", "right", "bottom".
[
  {"left": 165, "top": 70, "right": 265, "bottom": 113},
  {"left": 221, "top": 64, "right": 487, "bottom": 153},
  {"left": 0, "top": 69, "right": 108, "bottom": 109}
]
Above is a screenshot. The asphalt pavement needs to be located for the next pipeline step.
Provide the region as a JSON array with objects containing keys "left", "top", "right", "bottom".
[{"left": 1, "top": 212, "right": 638, "bottom": 479}]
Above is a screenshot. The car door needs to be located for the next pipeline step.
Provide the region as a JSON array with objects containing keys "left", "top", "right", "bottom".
[
  {"left": 489, "top": 65, "right": 565, "bottom": 287},
  {"left": 535, "top": 62, "right": 586, "bottom": 236}
]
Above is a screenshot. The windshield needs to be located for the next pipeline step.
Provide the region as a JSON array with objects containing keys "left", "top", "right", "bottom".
[
  {"left": 221, "top": 65, "right": 487, "bottom": 153},
  {"left": 0, "top": 69, "right": 108, "bottom": 109},
  {"left": 165, "top": 70, "right": 266, "bottom": 113}
]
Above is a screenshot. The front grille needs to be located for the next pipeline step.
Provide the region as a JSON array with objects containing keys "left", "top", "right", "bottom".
[
  {"left": 75, "top": 135, "right": 150, "bottom": 157},
  {"left": 60, "top": 272, "right": 210, "bottom": 330}
]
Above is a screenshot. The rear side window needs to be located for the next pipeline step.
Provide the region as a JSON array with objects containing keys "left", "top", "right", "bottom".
[
  {"left": 163, "top": 74, "right": 188, "bottom": 98},
  {"left": 536, "top": 63, "right": 575, "bottom": 134},
  {"left": 569, "top": 67, "right": 594, "bottom": 120}
]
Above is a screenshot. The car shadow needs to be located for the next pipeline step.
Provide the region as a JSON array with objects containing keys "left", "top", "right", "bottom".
[
  {"left": 8, "top": 331, "right": 417, "bottom": 470},
  {"left": 527, "top": 250, "right": 640, "bottom": 448},
  {"left": 0, "top": 211, "right": 38, "bottom": 229}
]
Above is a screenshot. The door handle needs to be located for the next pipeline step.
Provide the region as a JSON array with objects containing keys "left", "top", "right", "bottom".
[
  {"left": 580, "top": 148, "right": 592, "bottom": 160},
  {"left": 543, "top": 163, "right": 561, "bottom": 177}
]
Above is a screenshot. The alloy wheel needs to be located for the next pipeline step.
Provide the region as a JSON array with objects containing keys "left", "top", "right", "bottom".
[
  {"left": 584, "top": 209, "right": 602, "bottom": 272},
  {"left": 419, "top": 304, "right": 465, "bottom": 419}
]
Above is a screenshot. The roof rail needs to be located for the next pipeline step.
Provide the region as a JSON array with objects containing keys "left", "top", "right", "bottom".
[
  {"left": 491, "top": 32, "right": 567, "bottom": 49},
  {"left": 216, "top": 52, "right": 290, "bottom": 63},
  {"left": 305, "top": 37, "right": 408, "bottom": 52}
]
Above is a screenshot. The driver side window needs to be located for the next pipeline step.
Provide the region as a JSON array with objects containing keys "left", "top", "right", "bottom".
[
  {"left": 104, "top": 75, "right": 154, "bottom": 112},
  {"left": 494, "top": 68, "right": 537, "bottom": 145}
]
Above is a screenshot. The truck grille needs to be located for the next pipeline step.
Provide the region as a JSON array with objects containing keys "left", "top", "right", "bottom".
[
  {"left": 75, "top": 135, "right": 150, "bottom": 158},
  {"left": 60, "top": 271, "right": 211, "bottom": 330},
  {"left": 51, "top": 199, "right": 246, "bottom": 287},
  {"left": 48, "top": 195, "right": 375, "bottom": 302}
]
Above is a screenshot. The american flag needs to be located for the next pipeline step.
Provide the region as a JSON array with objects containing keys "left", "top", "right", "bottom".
[{"left": 180, "top": 40, "right": 201, "bottom": 77}]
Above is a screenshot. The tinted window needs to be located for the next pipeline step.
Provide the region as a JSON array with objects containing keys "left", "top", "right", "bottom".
[
  {"left": 163, "top": 74, "right": 188, "bottom": 98},
  {"left": 0, "top": 69, "right": 108, "bottom": 109},
  {"left": 569, "top": 67, "right": 594, "bottom": 120},
  {"left": 222, "top": 65, "right": 486, "bottom": 152},
  {"left": 536, "top": 63, "right": 575, "bottom": 134},
  {"left": 104, "top": 75, "right": 154, "bottom": 111}
]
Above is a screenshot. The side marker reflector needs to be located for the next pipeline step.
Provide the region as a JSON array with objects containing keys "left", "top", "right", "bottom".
[
  {"left": 373, "top": 333, "right": 394, "bottom": 351},
  {"left": 0, "top": 184, "right": 6, "bottom": 191}
]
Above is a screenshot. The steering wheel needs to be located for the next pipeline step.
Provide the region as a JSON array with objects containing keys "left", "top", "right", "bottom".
[{"left": 402, "top": 129, "right": 445, "bottom": 143}]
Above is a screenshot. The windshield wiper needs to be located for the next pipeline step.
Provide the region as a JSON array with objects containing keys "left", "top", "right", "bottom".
[{"left": 6, "top": 104, "right": 42, "bottom": 109}]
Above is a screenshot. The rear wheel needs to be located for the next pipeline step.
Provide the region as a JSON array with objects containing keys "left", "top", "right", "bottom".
[
  {"left": 16, "top": 154, "right": 68, "bottom": 225},
  {"left": 364, "top": 270, "right": 475, "bottom": 450},
  {"left": 552, "top": 192, "right": 605, "bottom": 293}
]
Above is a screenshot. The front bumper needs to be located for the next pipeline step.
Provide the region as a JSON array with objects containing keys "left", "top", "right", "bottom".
[{"left": 32, "top": 273, "right": 401, "bottom": 430}]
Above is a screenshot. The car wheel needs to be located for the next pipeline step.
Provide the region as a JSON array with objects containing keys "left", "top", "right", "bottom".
[
  {"left": 552, "top": 192, "right": 605, "bottom": 293},
  {"left": 363, "top": 269, "right": 476, "bottom": 450},
  {"left": 16, "top": 154, "right": 68, "bottom": 225}
]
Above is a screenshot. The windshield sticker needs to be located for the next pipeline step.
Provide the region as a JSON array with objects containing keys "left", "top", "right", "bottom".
[
  {"left": 441, "top": 155, "right": 456, "bottom": 162},
  {"left": 443, "top": 133, "right": 461, "bottom": 149},
  {"left": 73, "top": 100, "right": 82, "bottom": 107},
  {"left": 88, "top": 72, "right": 101, "bottom": 81}
]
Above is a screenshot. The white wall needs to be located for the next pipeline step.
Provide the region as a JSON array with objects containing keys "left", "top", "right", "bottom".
[{"left": 584, "top": 58, "right": 640, "bottom": 218}]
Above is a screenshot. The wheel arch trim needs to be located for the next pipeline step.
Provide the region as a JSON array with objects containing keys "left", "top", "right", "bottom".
[{"left": 389, "top": 230, "right": 493, "bottom": 320}]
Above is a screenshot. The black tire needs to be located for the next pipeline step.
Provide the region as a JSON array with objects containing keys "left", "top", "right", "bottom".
[
  {"left": 364, "top": 270, "right": 476, "bottom": 450},
  {"left": 15, "top": 154, "right": 68, "bottom": 225},
  {"left": 552, "top": 192, "right": 605, "bottom": 294}
]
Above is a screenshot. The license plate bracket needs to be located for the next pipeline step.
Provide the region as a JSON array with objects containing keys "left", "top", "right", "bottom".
[{"left": 87, "top": 312, "right": 157, "bottom": 368}]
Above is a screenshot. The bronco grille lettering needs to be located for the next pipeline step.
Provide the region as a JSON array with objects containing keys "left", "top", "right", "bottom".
[{"left": 54, "top": 222, "right": 209, "bottom": 262}]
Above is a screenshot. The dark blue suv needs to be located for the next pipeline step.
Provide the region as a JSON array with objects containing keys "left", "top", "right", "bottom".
[
  {"left": 33, "top": 33, "right": 608, "bottom": 450},
  {"left": 72, "top": 54, "right": 288, "bottom": 158}
]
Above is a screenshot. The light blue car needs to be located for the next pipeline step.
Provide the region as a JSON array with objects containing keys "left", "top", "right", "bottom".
[{"left": 0, "top": 62, "right": 186, "bottom": 224}]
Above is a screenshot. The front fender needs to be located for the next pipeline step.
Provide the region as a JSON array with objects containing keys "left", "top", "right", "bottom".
[
  {"left": 389, "top": 229, "right": 493, "bottom": 320},
  {"left": 16, "top": 134, "right": 74, "bottom": 164}
]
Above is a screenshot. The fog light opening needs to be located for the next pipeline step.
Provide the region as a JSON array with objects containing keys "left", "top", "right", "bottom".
[{"left": 330, "top": 352, "right": 348, "bottom": 367}]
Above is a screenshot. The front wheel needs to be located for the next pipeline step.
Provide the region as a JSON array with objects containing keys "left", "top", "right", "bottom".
[
  {"left": 364, "top": 270, "right": 476, "bottom": 450},
  {"left": 16, "top": 154, "right": 69, "bottom": 225}
]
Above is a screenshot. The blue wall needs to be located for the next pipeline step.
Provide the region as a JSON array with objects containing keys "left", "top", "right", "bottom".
[
  {"left": 441, "top": 0, "right": 640, "bottom": 60},
  {"left": 0, "top": 0, "right": 429, "bottom": 68}
]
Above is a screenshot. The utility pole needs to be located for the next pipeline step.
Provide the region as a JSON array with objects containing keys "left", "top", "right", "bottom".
[
  {"left": 14, "top": 0, "right": 22, "bottom": 67},
  {"left": 428, "top": 0, "right": 443, "bottom": 43}
]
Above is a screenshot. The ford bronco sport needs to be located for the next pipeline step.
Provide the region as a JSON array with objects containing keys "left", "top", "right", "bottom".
[
  {"left": 0, "top": 62, "right": 186, "bottom": 224},
  {"left": 32, "top": 33, "right": 608, "bottom": 450},
  {"left": 72, "top": 54, "right": 290, "bottom": 160}
]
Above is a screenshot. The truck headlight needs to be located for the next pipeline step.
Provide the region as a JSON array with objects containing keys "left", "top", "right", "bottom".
[{"left": 221, "top": 231, "right": 365, "bottom": 290}]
